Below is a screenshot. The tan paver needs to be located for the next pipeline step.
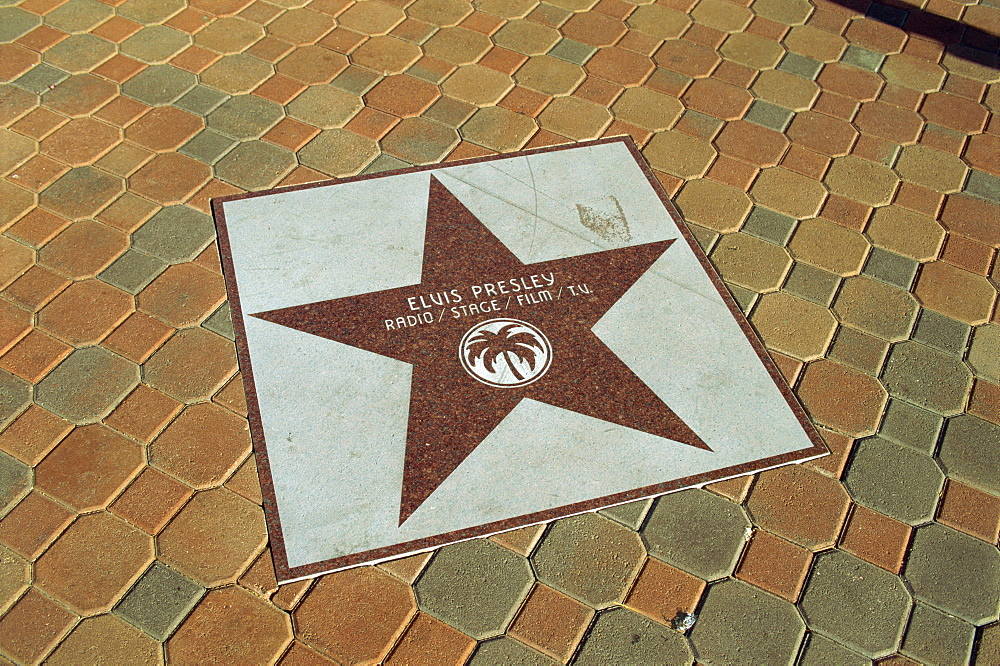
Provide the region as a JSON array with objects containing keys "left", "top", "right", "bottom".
[
  {"left": 710, "top": 231, "right": 793, "bottom": 292},
  {"left": 789, "top": 218, "right": 870, "bottom": 275},
  {"left": 824, "top": 155, "right": 900, "bottom": 207},
  {"left": 751, "top": 166, "right": 828, "bottom": 218},
  {"left": 751, "top": 291, "right": 837, "bottom": 360}
]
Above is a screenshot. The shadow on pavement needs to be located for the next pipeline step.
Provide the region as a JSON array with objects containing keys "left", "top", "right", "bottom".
[{"left": 833, "top": 0, "right": 1000, "bottom": 68}]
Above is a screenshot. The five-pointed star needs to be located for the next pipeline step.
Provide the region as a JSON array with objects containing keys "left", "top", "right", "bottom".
[{"left": 251, "top": 176, "right": 709, "bottom": 524}]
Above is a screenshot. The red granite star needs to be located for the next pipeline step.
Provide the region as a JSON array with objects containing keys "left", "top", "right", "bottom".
[{"left": 251, "top": 176, "right": 709, "bottom": 524}]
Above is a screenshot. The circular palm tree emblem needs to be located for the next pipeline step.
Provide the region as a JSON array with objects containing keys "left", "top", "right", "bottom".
[{"left": 460, "top": 318, "right": 552, "bottom": 388}]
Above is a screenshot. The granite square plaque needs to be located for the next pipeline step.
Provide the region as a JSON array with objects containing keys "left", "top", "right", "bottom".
[{"left": 212, "top": 137, "right": 827, "bottom": 582}]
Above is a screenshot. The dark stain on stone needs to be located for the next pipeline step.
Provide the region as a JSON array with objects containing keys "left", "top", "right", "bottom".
[{"left": 577, "top": 195, "right": 631, "bottom": 242}]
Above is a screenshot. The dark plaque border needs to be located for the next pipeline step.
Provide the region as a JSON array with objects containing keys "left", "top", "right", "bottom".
[{"left": 211, "top": 136, "right": 829, "bottom": 582}]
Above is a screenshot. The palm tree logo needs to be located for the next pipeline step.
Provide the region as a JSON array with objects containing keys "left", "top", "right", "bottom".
[{"left": 460, "top": 319, "right": 552, "bottom": 388}]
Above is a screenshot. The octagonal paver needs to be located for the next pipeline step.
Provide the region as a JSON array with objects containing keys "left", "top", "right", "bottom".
[
  {"left": 36, "top": 346, "right": 139, "bottom": 424},
  {"left": 532, "top": 513, "right": 645, "bottom": 608},
  {"left": 132, "top": 205, "right": 216, "bottom": 264},
  {"left": 575, "top": 607, "right": 692, "bottom": 665},
  {"left": 642, "top": 489, "right": 750, "bottom": 581},
  {"left": 416, "top": 538, "right": 534, "bottom": 639},
  {"left": 844, "top": 436, "right": 945, "bottom": 525},
  {"left": 167, "top": 585, "right": 292, "bottom": 663},
  {"left": 938, "top": 415, "right": 1000, "bottom": 495},
  {"left": 904, "top": 523, "right": 1000, "bottom": 625},
  {"left": 35, "top": 512, "right": 154, "bottom": 615},
  {"left": 295, "top": 566, "right": 415, "bottom": 663},
  {"left": 800, "top": 549, "right": 912, "bottom": 658},
  {"left": 691, "top": 579, "right": 805, "bottom": 665},
  {"left": 882, "top": 341, "right": 973, "bottom": 416},
  {"left": 901, "top": 603, "right": 976, "bottom": 665}
]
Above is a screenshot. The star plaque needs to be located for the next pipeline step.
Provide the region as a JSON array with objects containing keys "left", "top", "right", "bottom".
[{"left": 212, "top": 138, "right": 827, "bottom": 581}]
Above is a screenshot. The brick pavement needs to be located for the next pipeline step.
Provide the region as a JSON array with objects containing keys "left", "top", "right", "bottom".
[{"left": 0, "top": 0, "right": 997, "bottom": 662}]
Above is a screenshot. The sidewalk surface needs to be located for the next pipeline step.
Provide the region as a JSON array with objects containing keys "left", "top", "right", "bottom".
[{"left": 0, "top": 0, "right": 997, "bottom": 662}]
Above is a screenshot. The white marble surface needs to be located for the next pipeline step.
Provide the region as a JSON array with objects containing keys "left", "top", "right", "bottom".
[{"left": 219, "top": 142, "right": 820, "bottom": 570}]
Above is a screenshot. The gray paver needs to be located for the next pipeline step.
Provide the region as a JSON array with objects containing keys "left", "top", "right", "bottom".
[
  {"left": 214, "top": 140, "right": 296, "bottom": 191},
  {"left": 116, "top": 0, "right": 185, "bottom": 23},
  {"left": 425, "top": 96, "right": 477, "bottom": 128},
  {"left": 113, "top": 561, "right": 205, "bottom": 640},
  {"left": 331, "top": 65, "right": 381, "bottom": 95},
  {"left": 415, "top": 538, "right": 534, "bottom": 639},
  {"left": 121, "top": 65, "right": 197, "bottom": 107},
  {"left": 968, "top": 324, "right": 1000, "bottom": 382},
  {"left": 203, "top": 303, "right": 234, "bottom": 341},
  {"left": 777, "top": 53, "right": 822, "bottom": 79},
  {"left": 549, "top": 39, "right": 596, "bottom": 65},
  {"left": 642, "top": 489, "right": 750, "bottom": 581},
  {"left": 912, "top": 309, "right": 972, "bottom": 357},
  {"left": 15, "top": 65, "right": 69, "bottom": 95},
  {"left": 842, "top": 45, "right": 885, "bottom": 71},
  {"left": 833, "top": 276, "right": 918, "bottom": 343},
  {"left": 904, "top": 523, "right": 1000, "bottom": 625},
  {"left": 783, "top": 262, "right": 840, "bottom": 307},
  {"left": 575, "top": 607, "right": 693, "bottom": 666},
  {"left": 0, "top": 7, "right": 39, "bottom": 42},
  {"left": 727, "top": 284, "right": 756, "bottom": 313},
  {"left": 0, "top": 370, "right": 29, "bottom": 430},
  {"left": 532, "top": 513, "right": 645, "bottom": 608},
  {"left": 98, "top": 249, "right": 167, "bottom": 295},
  {"left": 360, "top": 154, "right": 411, "bottom": 175},
  {"left": 690, "top": 579, "right": 804, "bottom": 665},
  {"left": 745, "top": 100, "right": 794, "bottom": 131},
  {"left": 36, "top": 347, "right": 139, "bottom": 424},
  {"left": 901, "top": 603, "right": 976, "bottom": 666},
  {"left": 178, "top": 129, "right": 237, "bottom": 165},
  {"left": 132, "top": 205, "right": 216, "bottom": 264},
  {"left": 844, "top": 436, "right": 944, "bottom": 525},
  {"left": 798, "top": 633, "right": 869, "bottom": 666},
  {"left": 827, "top": 325, "right": 888, "bottom": 375},
  {"left": 286, "top": 85, "right": 362, "bottom": 129},
  {"left": 381, "top": 118, "right": 459, "bottom": 165},
  {"left": 862, "top": 247, "right": 919, "bottom": 290},
  {"left": 965, "top": 169, "right": 1000, "bottom": 204},
  {"left": 938, "top": 414, "right": 1000, "bottom": 495},
  {"left": 882, "top": 341, "right": 973, "bottom": 416},
  {"left": 866, "top": 2, "right": 907, "bottom": 26},
  {"left": 686, "top": 223, "right": 719, "bottom": 254},
  {"left": 0, "top": 451, "right": 30, "bottom": 514},
  {"left": 175, "top": 86, "right": 230, "bottom": 116},
  {"left": 878, "top": 398, "right": 943, "bottom": 455},
  {"left": 43, "top": 0, "right": 111, "bottom": 33},
  {"left": 800, "top": 549, "right": 912, "bottom": 658},
  {"left": 43, "top": 34, "right": 116, "bottom": 74},
  {"left": 598, "top": 498, "right": 652, "bottom": 530},
  {"left": 40, "top": 166, "right": 124, "bottom": 220},
  {"left": 742, "top": 205, "right": 797, "bottom": 246},
  {"left": 298, "top": 128, "right": 378, "bottom": 177},
  {"left": 678, "top": 110, "right": 722, "bottom": 139},
  {"left": 468, "top": 637, "right": 558, "bottom": 665},
  {"left": 208, "top": 95, "right": 284, "bottom": 140},
  {"left": 120, "top": 25, "right": 191, "bottom": 64}
]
